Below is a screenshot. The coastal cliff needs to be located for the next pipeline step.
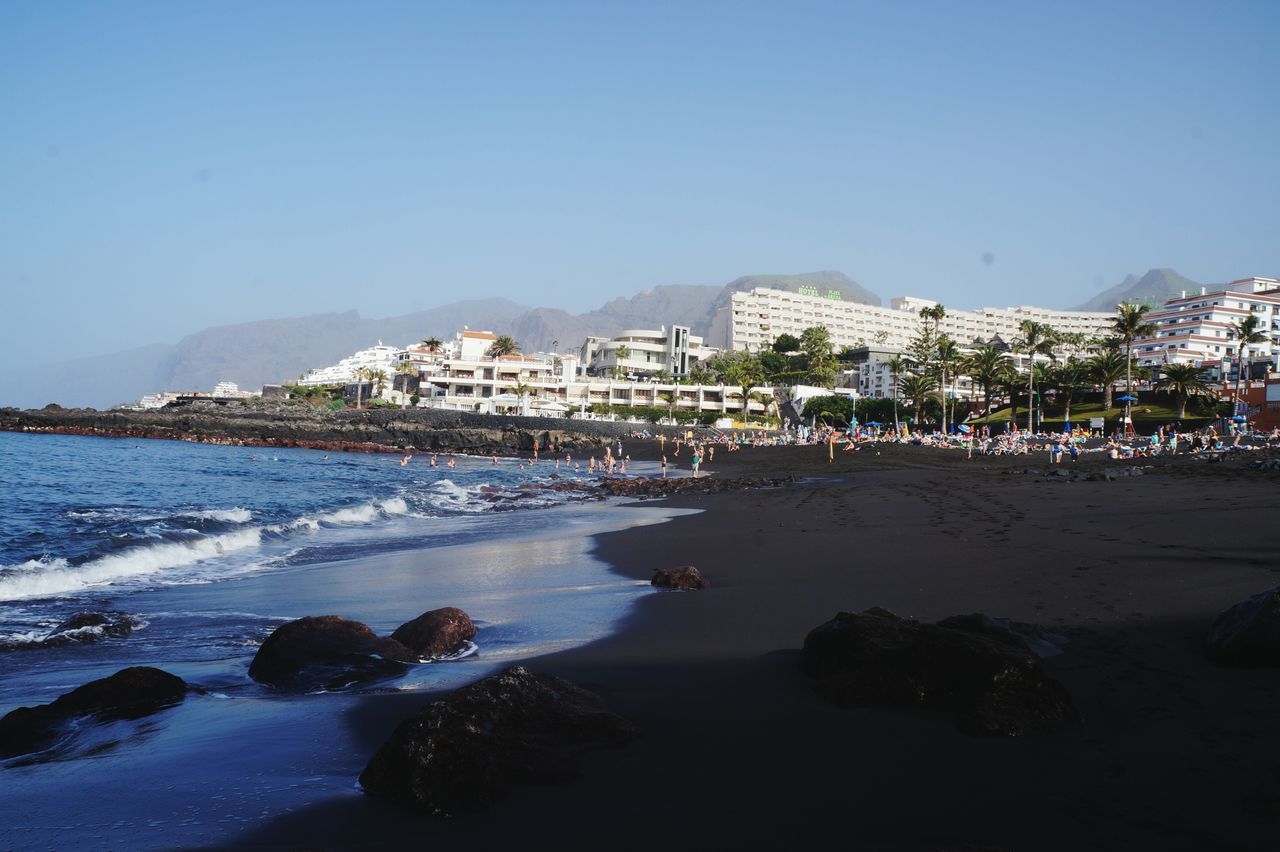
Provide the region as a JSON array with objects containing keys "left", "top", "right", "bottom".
[{"left": 0, "top": 403, "right": 658, "bottom": 455}]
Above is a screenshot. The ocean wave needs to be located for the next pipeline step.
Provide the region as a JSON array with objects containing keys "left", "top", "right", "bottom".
[
  {"left": 0, "top": 528, "right": 263, "bottom": 601},
  {"left": 186, "top": 507, "right": 253, "bottom": 524}
]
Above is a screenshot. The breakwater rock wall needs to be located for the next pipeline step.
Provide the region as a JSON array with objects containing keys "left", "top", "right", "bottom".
[{"left": 0, "top": 404, "right": 680, "bottom": 455}]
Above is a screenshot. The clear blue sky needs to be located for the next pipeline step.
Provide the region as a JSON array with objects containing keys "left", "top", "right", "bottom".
[{"left": 2, "top": 0, "right": 1277, "bottom": 369}]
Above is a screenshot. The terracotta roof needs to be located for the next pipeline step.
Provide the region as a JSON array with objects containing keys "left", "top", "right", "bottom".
[{"left": 462, "top": 331, "right": 498, "bottom": 340}]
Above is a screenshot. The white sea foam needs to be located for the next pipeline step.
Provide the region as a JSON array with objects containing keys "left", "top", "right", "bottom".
[
  {"left": 0, "top": 528, "right": 263, "bottom": 601},
  {"left": 188, "top": 507, "right": 253, "bottom": 524}
]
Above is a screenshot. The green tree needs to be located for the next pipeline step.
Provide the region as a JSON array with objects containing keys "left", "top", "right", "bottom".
[
  {"left": 1156, "top": 363, "right": 1213, "bottom": 419},
  {"left": 394, "top": 360, "right": 418, "bottom": 407},
  {"left": 352, "top": 366, "right": 370, "bottom": 409},
  {"left": 745, "top": 389, "right": 771, "bottom": 424},
  {"left": 487, "top": 335, "right": 520, "bottom": 357},
  {"left": 964, "top": 344, "right": 1006, "bottom": 416},
  {"left": 1231, "top": 314, "right": 1269, "bottom": 415},
  {"left": 1111, "top": 303, "right": 1156, "bottom": 428},
  {"left": 800, "top": 326, "right": 836, "bottom": 387},
  {"left": 512, "top": 381, "right": 533, "bottom": 413},
  {"left": 883, "top": 353, "right": 911, "bottom": 435},
  {"left": 368, "top": 369, "right": 389, "bottom": 399},
  {"left": 1013, "top": 320, "right": 1058, "bottom": 432},
  {"left": 613, "top": 344, "right": 632, "bottom": 379},
  {"left": 1047, "top": 357, "right": 1089, "bottom": 426},
  {"left": 1087, "top": 349, "right": 1127, "bottom": 410},
  {"left": 804, "top": 394, "right": 854, "bottom": 427},
  {"left": 420, "top": 337, "right": 443, "bottom": 354},
  {"left": 935, "top": 334, "right": 961, "bottom": 434},
  {"left": 994, "top": 364, "right": 1022, "bottom": 429},
  {"left": 758, "top": 349, "right": 788, "bottom": 377},
  {"left": 898, "top": 372, "right": 938, "bottom": 426},
  {"left": 772, "top": 333, "right": 801, "bottom": 354}
]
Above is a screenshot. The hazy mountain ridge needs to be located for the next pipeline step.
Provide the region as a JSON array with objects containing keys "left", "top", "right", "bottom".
[
  {"left": 1072, "top": 268, "right": 1208, "bottom": 312},
  {"left": 4, "top": 273, "right": 884, "bottom": 409}
]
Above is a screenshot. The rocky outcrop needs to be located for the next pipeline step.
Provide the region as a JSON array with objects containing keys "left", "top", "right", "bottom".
[
  {"left": 1206, "top": 586, "right": 1280, "bottom": 665},
  {"left": 390, "top": 607, "right": 476, "bottom": 659},
  {"left": 651, "top": 565, "right": 710, "bottom": 590},
  {"left": 0, "top": 611, "right": 144, "bottom": 651},
  {"left": 359, "top": 665, "right": 636, "bottom": 816},
  {"left": 802, "top": 608, "right": 1079, "bottom": 736},
  {"left": 600, "top": 475, "right": 793, "bottom": 498},
  {"left": 0, "top": 666, "right": 188, "bottom": 758},
  {"left": 248, "top": 616, "right": 413, "bottom": 690},
  {"left": 0, "top": 404, "right": 667, "bottom": 456}
]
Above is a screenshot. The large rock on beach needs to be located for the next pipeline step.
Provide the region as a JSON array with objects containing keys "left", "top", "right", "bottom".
[
  {"left": 389, "top": 607, "right": 476, "bottom": 658},
  {"left": 248, "top": 615, "right": 413, "bottom": 690},
  {"left": 45, "top": 611, "right": 142, "bottom": 645},
  {"left": 1206, "top": 586, "right": 1280, "bottom": 665},
  {"left": 359, "top": 665, "right": 637, "bottom": 816},
  {"left": 802, "top": 608, "right": 1079, "bottom": 736},
  {"left": 0, "top": 666, "right": 187, "bottom": 758},
  {"left": 652, "top": 565, "right": 710, "bottom": 590}
]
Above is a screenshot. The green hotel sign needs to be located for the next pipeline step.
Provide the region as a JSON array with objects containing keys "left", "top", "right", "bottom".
[{"left": 796, "top": 285, "right": 843, "bottom": 301}]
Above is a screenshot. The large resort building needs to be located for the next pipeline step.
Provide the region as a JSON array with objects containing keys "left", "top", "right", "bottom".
[
  {"left": 1132, "top": 277, "right": 1280, "bottom": 375},
  {"left": 712, "top": 286, "right": 1115, "bottom": 353}
]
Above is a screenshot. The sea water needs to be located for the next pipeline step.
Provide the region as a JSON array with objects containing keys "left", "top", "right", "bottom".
[{"left": 0, "top": 431, "right": 688, "bottom": 848}]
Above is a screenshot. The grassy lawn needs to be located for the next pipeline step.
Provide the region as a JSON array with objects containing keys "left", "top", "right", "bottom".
[{"left": 970, "top": 398, "right": 1221, "bottom": 427}]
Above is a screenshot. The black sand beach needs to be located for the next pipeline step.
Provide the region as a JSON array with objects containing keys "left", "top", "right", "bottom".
[{"left": 240, "top": 442, "right": 1280, "bottom": 851}]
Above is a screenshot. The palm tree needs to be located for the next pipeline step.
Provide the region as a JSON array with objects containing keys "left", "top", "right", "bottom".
[
  {"left": 935, "top": 335, "right": 961, "bottom": 434},
  {"left": 658, "top": 391, "right": 676, "bottom": 423},
  {"left": 1014, "top": 320, "right": 1058, "bottom": 432},
  {"left": 964, "top": 344, "right": 1006, "bottom": 416},
  {"left": 1112, "top": 303, "right": 1156, "bottom": 432},
  {"left": 745, "top": 389, "right": 770, "bottom": 424},
  {"left": 726, "top": 389, "right": 745, "bottom": 422},
  {"left": 487, "top": 336, "right": 520, "bottom": 358},
  {"left": 394, "top": 360, "right": 418, "bottom": 407},
  {"left": 1048, "top": 357, "right": 1089, "bottom": 427},
  {"left": 1231, "top": 314, "right": 1269, "bottom": 417},
  {"left": 994, "top": 364, "right": 1022, "bottom": 430},
  {"left": 353, "top": 366, "right": 370, "bottom": 409},
  {"left": 512, "top": 381, "right": 533, "bottom": 414},
  {"left": 898, "top": 372, "right": 938, "bottom": 427},
  {"left": 614, "top": 344, "right": 632, "bottom": 379},
  {"left": 1088, "top": 349, "right": 1127, "bottom": 410},
  {"left": 420, "top": 337, "right": 443, "bottom": 354},
  {"left": 368, "top": 369, "right": 389, "bottom": 400},
  {"left": 883, "top": 354, "right": 910, "bottom": 435},
  {"left": 1156, "top": 363, "right": 1213, "bottom": 419}
]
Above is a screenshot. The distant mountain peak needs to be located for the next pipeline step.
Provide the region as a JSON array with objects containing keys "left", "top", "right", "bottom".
[{"left": 1072, "top": 267, "right": 1206, "bottom": 312}]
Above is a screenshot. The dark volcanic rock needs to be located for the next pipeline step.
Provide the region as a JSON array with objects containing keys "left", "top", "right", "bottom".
[
  {"left": 1207, "top": 586, "right": 1280, "bottom": 665},
  {"left": 802, "top": 608, "right": 1079, "bottom": 736},
  {"left": 389, "top": 607, "right": 476, "bottom": 659},
  {"left": 651, "top": 565, "right": 710, "bottom": 590},
  {"left": 248, "top": 615, "right": 413, "bottom": 690},
  {"left": 44, "top": 611, "right": 141, "bottom": 645},
  {"left": 359, "top": 665, "right": 637, "bottom": 816},
  {"left": 0, "top": 666, "right": 187, "bottom": 758}
]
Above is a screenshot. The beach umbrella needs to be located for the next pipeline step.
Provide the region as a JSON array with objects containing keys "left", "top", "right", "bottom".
[
  {"left": 956, "top": 424, "right": 971, "bottom": 434},
  {"left": 1116, "top": 394, "right": 1138, "bottom": 402},
  {"left": 864, "top": 420, "right": 882, "bottom": 426},
  {"left": 1232, "top": 415, "right": 1247, "bottom": 422}
]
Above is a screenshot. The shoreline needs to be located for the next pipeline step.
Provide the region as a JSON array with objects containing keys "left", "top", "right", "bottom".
[{"left": 237, "top": 442, "right": 1280, "bottom": 850}]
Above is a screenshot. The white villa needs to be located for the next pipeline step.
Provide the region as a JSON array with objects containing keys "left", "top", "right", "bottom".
[{"left": 583, "top": 325, "right": 717, "bottom": 379}]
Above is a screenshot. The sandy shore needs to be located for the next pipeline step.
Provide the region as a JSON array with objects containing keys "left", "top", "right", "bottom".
[{"left": 241, "top": 442, "right": 1280, "bottom": 851}]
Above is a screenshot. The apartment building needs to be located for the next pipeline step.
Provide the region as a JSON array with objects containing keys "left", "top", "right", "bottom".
[
  {"left": 585, "top": 325, "right": 716, "bottom": 378},
  {"left": 712, "top": 287, "right": 1114, "bottom": 354},
  {"left": 1134, "top": 277, "right": 1280, "bottom": 374}
]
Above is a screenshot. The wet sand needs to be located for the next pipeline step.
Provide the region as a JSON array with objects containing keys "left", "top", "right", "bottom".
[{"left": 242, "top": 442, "right": 1280, "bottom": 851}]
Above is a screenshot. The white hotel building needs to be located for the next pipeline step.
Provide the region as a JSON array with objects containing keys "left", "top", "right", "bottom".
[
  {"left": 1133, "top": 277, "right": 1280, "bottom": 374},
  {"left": 712, "top": 286, "right": 1114, "bottom": 354}
]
